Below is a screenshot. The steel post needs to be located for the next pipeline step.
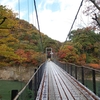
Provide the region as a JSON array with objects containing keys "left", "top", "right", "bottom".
[
  {"left": 11, "top": 90, "right": 18, "bottom": 100},
  {"left": 34, "top": 69, "right": 37, "bottom": 100},
  {"left": 92, "top": 70, "right": 96, "bottom": 94},
  {"left": 81, "top": 67, "right": 84, "bottom": 85},
  {"left": 75, "top": 66, "right": 77, "bottom": 79}
]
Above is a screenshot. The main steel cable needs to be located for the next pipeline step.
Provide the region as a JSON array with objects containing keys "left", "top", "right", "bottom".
[
  {"left": 66, "top": 0, "right": 84, "bottom": 41},
  {"left": 33, "top": 0, "right": 43, "bottom": 52},
  {"left": 18, "top": 0, "right": 20, "bottom": 19}
]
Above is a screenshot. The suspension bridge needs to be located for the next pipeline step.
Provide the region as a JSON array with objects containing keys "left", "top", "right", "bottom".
[
  {"left": 0, "top": 0, "right": 100, "bottom": 100},
  {"left": 13, "top": 48, "right": 100, "bottom": 100},
  {"left": 13, "top": 59, "right": 100, "bottom": 100}
]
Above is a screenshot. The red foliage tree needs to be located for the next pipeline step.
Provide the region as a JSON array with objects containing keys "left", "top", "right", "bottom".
[{"left": 58, "top": 45, "right": 79, "bottom": 64}]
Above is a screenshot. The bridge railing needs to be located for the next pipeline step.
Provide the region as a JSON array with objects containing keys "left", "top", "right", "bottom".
[
  {"left": 13, "top": 62, "right": 46, "bottom": 100},
  {"left": 55, "top": 61, "right": 100, "bottom": 97}
]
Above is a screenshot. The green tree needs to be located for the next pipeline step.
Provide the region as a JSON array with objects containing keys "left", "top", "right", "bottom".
[{"left": 69, "top": 27, "right": 100, "bottom": 63}]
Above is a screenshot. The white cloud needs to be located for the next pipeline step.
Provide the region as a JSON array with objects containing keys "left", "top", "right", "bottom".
[
  {"left": 36, "top": 10, "right": 72, "bottom": 42},
  {"left": 0, "top": 0, "right": 89, "bottom": 42},
  {"left": 0, "top": 0, "right": 28, "bottom": 20},
  {"left": 31, "top": 0, "right": 84, "bottom": 42},
  {"left": 0, "top": 0, "right": 17, "bottom": 10},
  {"left": 44, "top": 0, "right": 55, "bottom": 4}
]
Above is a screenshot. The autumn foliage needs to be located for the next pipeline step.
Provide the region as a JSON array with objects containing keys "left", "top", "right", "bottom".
[
  {"left": 88, "top": 64, "right": 100, "bottom": 69},
  {"left": 57, "top": 27, "right": 100, "bottom": 69},
  {"left": 15, "top": 49, "right": 45, "bottom": 67},
  {"left": 0, "top": 5, "right": 60, "bottom": 67},
  {"left": 58, "top": 45, "right": 79, "bottom": 64}
]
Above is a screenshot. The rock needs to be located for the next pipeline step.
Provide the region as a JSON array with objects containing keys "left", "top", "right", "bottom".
[{"left": 0, "top": 66, "right": 36, "bottom": 82}]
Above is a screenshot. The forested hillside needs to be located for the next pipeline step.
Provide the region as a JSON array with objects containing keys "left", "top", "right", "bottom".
[
  {"left": 0, "top": 5, "right": 100, "bottom": 69},
  {"left": 57, "top": 27, "right": 100, "bottom": 69},
  {"left": 0, "top": 5, "right": 61, "bottom": 67},
  {"left": 57, "top": 0, "right": 100, "bottom": 69}
]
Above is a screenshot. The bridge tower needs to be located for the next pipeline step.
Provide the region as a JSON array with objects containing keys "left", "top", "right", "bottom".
[{"left": 46, "top": 47, "right": 53, "bottom": 60}]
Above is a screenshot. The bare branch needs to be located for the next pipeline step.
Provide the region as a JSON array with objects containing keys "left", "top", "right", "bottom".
[
  {"left": 89, "top": 0, "right": 100, "bottom": 11},
  {"left": 92, "top": 13, "right": 100, "bottom": 27},
  {"left": 0, "top": 17, "right": 7, "bottom": 25}
]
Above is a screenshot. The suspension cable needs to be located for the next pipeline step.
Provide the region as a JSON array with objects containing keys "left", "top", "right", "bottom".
[
  {"left": 33, "top": 0, "right": 43, "bottom": 52},
  {"left": 66, "top": 0, "right": 84, "bottom": 41},
  {"left": 18, "top": 0, "right": 20, "bottom": 19},
  {"left": 27, "top": 0, "right": 29, "bottom": 22}
]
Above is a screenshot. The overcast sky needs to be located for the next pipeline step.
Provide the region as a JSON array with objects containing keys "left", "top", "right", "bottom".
[{"left": 0, "top": 0, "right": 90, "bottom": 42}]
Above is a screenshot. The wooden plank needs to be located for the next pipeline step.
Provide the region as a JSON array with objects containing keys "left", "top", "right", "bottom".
[
  {"left": 48, "top": 65, "right": 56, "bottom": 100},
  {"left": 41, "top": 67, "right": 48, "bottom": 100}
]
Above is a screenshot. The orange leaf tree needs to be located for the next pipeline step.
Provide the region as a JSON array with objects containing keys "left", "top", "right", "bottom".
[{"left": 58, "top": 43, "right": 79, "bottom": 64}]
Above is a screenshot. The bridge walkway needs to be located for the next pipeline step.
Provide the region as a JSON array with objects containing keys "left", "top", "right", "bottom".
[{"left": 36, "top": 61, "right": 100, "bottom": 100}]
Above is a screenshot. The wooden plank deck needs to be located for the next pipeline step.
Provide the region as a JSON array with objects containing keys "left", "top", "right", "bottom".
[{"left": 36, "top": 61, "right": 100, "bottom": 100}]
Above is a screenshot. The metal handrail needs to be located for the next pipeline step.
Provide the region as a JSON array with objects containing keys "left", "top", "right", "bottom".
[
  {"left": 14, "top": 63, "right": 44, "bottom": 100},
  {"left": 67, "top": 62, "right": 100, "bottom": 72},
  {"left": 55, "top": 61, "right": 100, "bottom": 97}
]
